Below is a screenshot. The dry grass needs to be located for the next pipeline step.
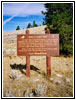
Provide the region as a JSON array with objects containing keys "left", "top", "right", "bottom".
[
  {"left": 3, "top": 55, "right": 73, "bottom": 97},
  {"left": 3, "top": 26, "right": 73, "bottom": 97}
]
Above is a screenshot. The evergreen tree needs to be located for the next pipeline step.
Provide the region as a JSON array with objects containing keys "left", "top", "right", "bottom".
[
  {"left": 16, "top": 26, "right": 20, "bottom": 30},
  {"left": 33, "top": 21, "right": 38, "bottom": 27},
  {"left": 27, "top": 23, "right": 32, "bottom": 28},
  {"left": 42, "top": 3, "right": 73, "bottom": 55},
  {"left": 42, "top": 21, "right": 45, "bottom": 25}
]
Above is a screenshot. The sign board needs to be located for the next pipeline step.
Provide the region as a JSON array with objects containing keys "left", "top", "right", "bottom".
[{"left": 17, "top": 34, "right": 59, "bottom": 56}]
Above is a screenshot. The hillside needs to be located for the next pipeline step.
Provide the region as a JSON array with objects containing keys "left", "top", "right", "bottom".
[
  {"left": 3, "top": 25, "right": 46, "bottom": 56},
  {"left": 3, "top": 25, "right": 46, "bottom": 42},
  {"left": 3, "top": 25, "right": 73, "bottom": 97}
]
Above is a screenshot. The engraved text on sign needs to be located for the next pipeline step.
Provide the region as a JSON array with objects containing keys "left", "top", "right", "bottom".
[{"left": 17, "top": 34, "right": 59, "bottom": 56}]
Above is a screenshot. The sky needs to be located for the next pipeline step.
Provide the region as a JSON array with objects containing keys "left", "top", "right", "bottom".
[{"left": 3, "top": 3, "right": 46, "bottom": 32}]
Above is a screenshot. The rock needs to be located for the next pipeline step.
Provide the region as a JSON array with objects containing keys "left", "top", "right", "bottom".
[
  {"left": 7, "top": 49, "right": 11, "bottom": 54},
  {"left": 56, "top": 73, "right": 63, "bottom": 78},
  {"left": 3, "top": 48, "right": 12, "bottom": 55},
  {"left": 9, "top": 70, "right": 19, "bottom": 80},
  {"left": 55, "top": 79, "right": 61, "bottom": 84},
  {"left": 50, "top": 77, "right": 54, "bottom": 81},
  {"left": 33, "top": 78, "right": 40, "bottom": 82},
  {"left": 18, "top": 74, "right": 22, "bottom": 78},
  {"left": 12, "top": 49, "right": 16, "bottom": 54},
  {"left": 16, "top": 75, "right": 22, "bottom": 80},
  {"left": 3, "top": 48, "right": 6, "bottom": 55},
  {"left": 66, "top": 78, "right": 70, "bottom": 83},
  {"left": 38, "top": 74, "right": 40, "bottom": 76},
  {"left": 60, "top": 84, "right": 66, "bottom": 88}
]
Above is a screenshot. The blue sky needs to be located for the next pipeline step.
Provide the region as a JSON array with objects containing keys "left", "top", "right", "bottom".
[{"left": 3, "top": 3, "right": 46, "bottom": 32}]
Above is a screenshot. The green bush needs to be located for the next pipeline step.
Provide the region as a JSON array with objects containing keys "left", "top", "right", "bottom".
[{"left": 42, "top": 3, "right": 73, "bottom": 56}]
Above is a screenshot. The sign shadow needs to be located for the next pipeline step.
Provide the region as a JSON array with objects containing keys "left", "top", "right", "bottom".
[{"left": 10, "top": 64, "right": 40, "bottom": 75}]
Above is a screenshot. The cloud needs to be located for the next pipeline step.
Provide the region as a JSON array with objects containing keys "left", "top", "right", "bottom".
[
  {"left": 3, "top": 3, "right": 46, "bottom": 17},
  {"left": 3, "top": 15, "right": 17, "bottom": 25},
  {"left": 3, "top": 3, "right": 45, "bottom": 26}
]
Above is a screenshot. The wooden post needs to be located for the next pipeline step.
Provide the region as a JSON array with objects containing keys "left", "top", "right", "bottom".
[
  {"left": 46, "top": 56, "right": 51, "bottom": 77},
  {"left": 26, "top": 55, "right": 30, "bottom": 77},
  {"left": 26, "top": 29, "right": 30, "bottom": 77},
  {"left": 45, "top": 28, "right": 51, "bottom": 77}
]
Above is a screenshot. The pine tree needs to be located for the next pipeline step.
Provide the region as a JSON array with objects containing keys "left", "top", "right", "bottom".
[
  {"left": 42, "top": 21, "right": 45, "bottom": 25},
  {"left": 42, "top": 3, "right": 73, "bottom": 55},
  {"left": 16, "top": 26, "right": 20, "bottom": 30},
  {"left": 27, "top": 23, "right": 32, "bottom": 28},
  {"left": 33, "top": 21, "right": 38, "bottom": 27}
]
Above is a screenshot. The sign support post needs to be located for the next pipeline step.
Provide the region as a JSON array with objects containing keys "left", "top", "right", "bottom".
[
  {"left": 26, "top": 55, "right": 30, "bottom": 77},
  {"left": 46, "top": 56, "right": 51, "bottom": 77},
  {"left": 46, "top": 28, "right": 51, "bottom": 77},
  {"left": 26, "top": 29, "right": 30, "bottom": 77}
]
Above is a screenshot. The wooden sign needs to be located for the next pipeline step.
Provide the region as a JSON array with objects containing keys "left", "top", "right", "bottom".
[
  {"left": 17, "top": 34, "right": 59, "bottom": 56},
  {"left": 17, "top": 29, "right": 59, "bottom": 77}
]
